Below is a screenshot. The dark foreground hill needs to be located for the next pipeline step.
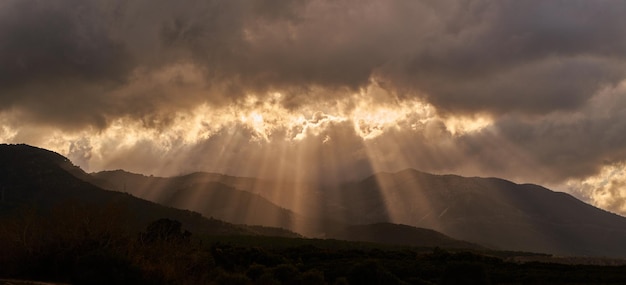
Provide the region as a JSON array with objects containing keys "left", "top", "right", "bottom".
[
  {"left": 329, "top": 169, "right": 626, "bottom": 257},
  {"left": 328, "top": 223, "right": 481, "bottom": 250},
  {"left": 0, "top": 144, "right": 299, "bottom": 283},
  {"left": 0, "top": 144, "right": 296, "bottom": 237}
]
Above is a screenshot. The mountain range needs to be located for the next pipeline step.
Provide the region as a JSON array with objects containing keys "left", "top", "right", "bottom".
[
  {"left": 2, "top": 144, "right": 626, "bottom": 257},
  {"left": 0, "top": 144, "right": 477, "bottom": 250},
  {"left": 331, "top": 169, "right": 626, "bottom": 257},
  {"left": 91, "top": 165, "right": 626, "bottom": 257},
  {"left": 0, "top": 144, "right": 293, "bottom": 237}
]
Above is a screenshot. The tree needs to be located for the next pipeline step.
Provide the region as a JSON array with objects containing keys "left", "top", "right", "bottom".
[{"left": 140, "top": 218, "right": 191, "bottom": 244}]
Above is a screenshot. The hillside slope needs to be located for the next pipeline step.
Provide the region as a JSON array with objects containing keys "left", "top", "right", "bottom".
[
  {"left": 91, "top": 170, "right": 298, "bottom": 231},
  {"left": 328, "top": 222, "right": 483, "bottom": 250},
  {"left": 91, "top": 170, "right": 482, "bottom": 250},
  {"left": 0, "top": 144, "right": 478, "bottom": 250},
  {"left": 0, "top": 144, "right": 294, "bottom": 237},
  {"left": 329, "top": 169, "right": 626, "bottom": 257},
  {"left": 91, "top": 166, "right": 626, "bottom": 257}
]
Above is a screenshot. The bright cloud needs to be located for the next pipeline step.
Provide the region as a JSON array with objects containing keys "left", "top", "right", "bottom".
[{"left": 1, "top": 0, "right": 626, "bottom": 215}]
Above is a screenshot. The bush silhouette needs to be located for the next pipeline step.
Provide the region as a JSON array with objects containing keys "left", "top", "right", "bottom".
[
  {"left": 273, "top": 263, "right": 301, "bottom": 284},
  {"left": 246, "top": 263, "right": 268, "bottom": 281},
  {"left": 347, "top": 260, "right": 401, "bottom": 285},
  {"left": 301, "top": 269, "right": 325, "bottom": 285},
  {"left": 71, "top": 251, "right": 141, "bottom": 285},
  {"left": 140, "top": 218, "right": 191, "bottom": 243},
  {"left": 441, "top": 262, "right": 490, "bottom": 285}
]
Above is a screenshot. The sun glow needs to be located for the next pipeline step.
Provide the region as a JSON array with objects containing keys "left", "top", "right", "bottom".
[
  {"left": 352, "top": 99, "right": 433, "bottom": 140},
  {"left": 563, "top": 163, "right": 626, "bottom": 216},
  {"left": 443, "top": 114, "right": 493, "bottom": 135},
  {"left": 0, "top": 81, "right": 494, "bottom": 179}
]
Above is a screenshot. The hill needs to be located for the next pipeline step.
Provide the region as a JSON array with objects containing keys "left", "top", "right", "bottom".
[
  {"left": 328, "top": 169, "right": 626, "bottom": 257},
  {"left": 91, "top": 170, "right": 481, "bottom": 249},
  {"left": 328, "top": 222, "right": 482, "bottom": 250},
  {"left": 0, "top": 144, "right": 479, "bottom": 251},
  {"left": 91, "top": 165, "right": 626, "bottom": 257},
  {"left": 8, "top": 144, "right": 625, "bottom": 257},
  {"left": 91, "top": 170, "right": 299, "bottom": 232},
  {"left": 0, "top": 144, "right": 295, "bottom": 237}
]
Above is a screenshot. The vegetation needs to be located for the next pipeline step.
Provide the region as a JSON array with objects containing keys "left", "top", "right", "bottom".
[{"left": 2, "top": 203, "right": 626, "bottom": 285}]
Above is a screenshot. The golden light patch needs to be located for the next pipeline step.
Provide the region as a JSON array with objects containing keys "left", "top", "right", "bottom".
[
  {"left": 564, "top": 163, "right": 626, "bottom": 216},
  {"left": 0, "top": 125, "right": 17, "bottom": 143},
  {"left": 0, "top": 81, "right": 496, "bottom": 176},
  {"left": 443, "top": 114, "right": 493, "bottom": 135}
]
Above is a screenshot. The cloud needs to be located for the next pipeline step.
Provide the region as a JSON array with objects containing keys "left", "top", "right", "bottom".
[
  {"left": 565, "top": 162, "right": 626, "bottom": 216},
  {"left": 3, "top": 0, "right": 626, "bottom": 123},
  {"left": 389, "top": 1, "right": 626, "bottom": 114},
  {"left": 2, "top": 0, "right": 626, "bottom": 214},
  {"left": 489, "top": 81, "right": 626, "bottom": 182}
]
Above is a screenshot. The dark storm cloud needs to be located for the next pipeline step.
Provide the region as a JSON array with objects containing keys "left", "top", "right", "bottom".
[
  {"left": 0, "top": 0, "right": 311, "bottom": 128},
  {"left": 3, "top": 0, "right": 626, "bottom": 127},
  {"left": 454, "top": 83, "right": 626, "bottom": 183},
  {"left": 394, "top": 1, "right": 626, "bottom": 114},
  {"left": 0, "top": 0, "right": 131, "bottom": 86},
  {"left": 0, "top": 0, "right": 131, "bottom": 128},
  {"left": 2, "top": 0, "right": 626, "bottom": 200}
]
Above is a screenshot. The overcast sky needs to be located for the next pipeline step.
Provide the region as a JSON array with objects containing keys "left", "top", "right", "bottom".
[{"left": 1, "top": 0, "right": 626, "bottom": 215}]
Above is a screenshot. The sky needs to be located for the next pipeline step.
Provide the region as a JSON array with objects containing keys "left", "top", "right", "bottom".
[{"left": 1, "top": 0, "right": 626, "bottom": 216}]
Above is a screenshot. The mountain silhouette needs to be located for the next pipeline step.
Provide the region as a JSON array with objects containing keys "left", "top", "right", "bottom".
[
  {"left": 91, "top": 170, "right": 297, "bottom": 230},
  {"left": 92, "top": 165, "right": 626, "bottom": 257},
  {"left": 328, "top": 169, "right": 626, "bottom": 257},
  {"left": 0, "top": 144, "right": 296, "bottom": 237},
  {"left": 91, "top": 170, "right": 321, "bottom": 222},
  {"left": 91, "top": 170, "right": 481, "bottom": 250},
  {"left": 1, "top": 144, "right": 478, "bottom": 250},
  {"left": 5, "top": 144, "right": 624, "bottom": 257},
  {"left": 328, "top": 222, "right": 482, "bottom": 249}
]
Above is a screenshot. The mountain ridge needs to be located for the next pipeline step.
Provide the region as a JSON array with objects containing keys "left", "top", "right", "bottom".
[
  {"left": 0, "top": 143, "right": 296, "bottom": 237},
  {"left": 331, "top": 168, "right": 626, "bottom": 257},
  {"left": 90, "top": 169, "right": 483, "bottom": 250},
  {"left": 1, "top": 144, "right": 479, "bottom": 250},
  {"left": 5, "top": 144, "right": 626, "bottom": 257},
  {"left": 90, "top": 169, "right": 305, "bottom": 233},
  {"left": 89, "top": 163, "right": 626, "bottom": 257}
]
